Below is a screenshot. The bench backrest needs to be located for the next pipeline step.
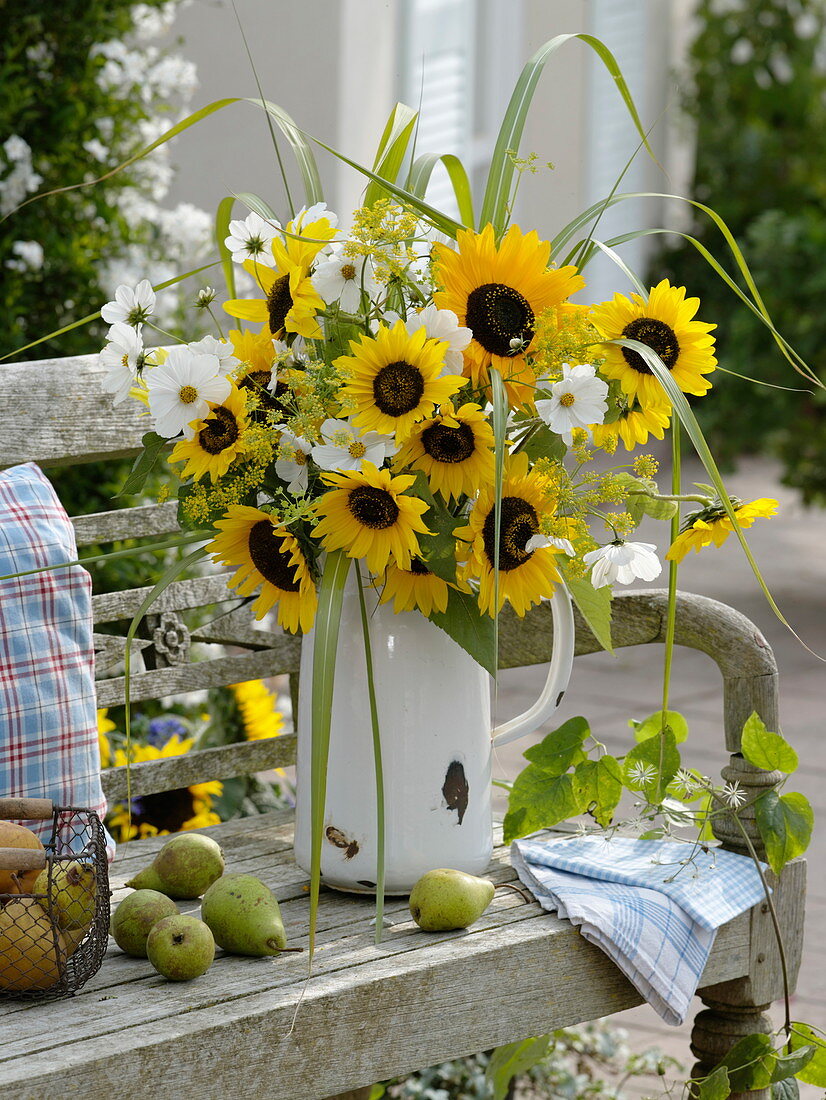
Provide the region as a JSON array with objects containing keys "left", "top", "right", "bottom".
[{"left": 0, "top": 353, "right": 779, "bottom": 841}]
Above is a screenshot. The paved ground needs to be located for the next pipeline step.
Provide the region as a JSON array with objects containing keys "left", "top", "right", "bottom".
[{"left": 492, "top": 453, "right": 826, "bottom": 1097}]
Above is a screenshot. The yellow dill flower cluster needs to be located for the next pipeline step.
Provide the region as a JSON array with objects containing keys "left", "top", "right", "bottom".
[
  {"left": 604, "top": 511, "right": 636, "bottom": 537},
  {"left": 571, "top": 428, "right": 593, "bottom": 464},
  {"left": 180, "top": 461, "right": 271, "bottom": 527},
  {"left": 278, "top": 359, "right": 343, "bottom": 440},
  {"left": 531, "top": 303, "right": 604, "bottom": 381},
  {"left": 633, "top": 453, "right": 659, "bottom": 478},
  {"left": 346, "top": 199, "right": 421, "bottom": 283}
]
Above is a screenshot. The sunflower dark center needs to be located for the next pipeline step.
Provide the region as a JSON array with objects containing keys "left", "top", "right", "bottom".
[
  {"left": 621, "top": 317, "right": 680, "bottom": 374},
  {"left": 465, "top": 282, "right": 535, "bottom": 357},
  {"left": 347, "top": 485, "right": 400, "bottom": 530},
  {"left": 267, "top": 274, "right": 293, "bottom": 335},
  {"left": 247, "top": 520, "right": 301, "bottom": 592},
  {"left": 481, "top": 496, "right": 539, "bottom": 572},
  {"left": 198, "top": 406, "right": 239, "bottom": 455},
  {"left": 409, "top": 557, "right": 431, "bottom": 576},
  {"left": 372, "top": 360, "right": 425, "bottom": 417},
  {"left": 239, "top": 370, "right": 287, "bottom": 416},
  {"left": 421, "top": 421, "right": 475, "bottom": 464}
]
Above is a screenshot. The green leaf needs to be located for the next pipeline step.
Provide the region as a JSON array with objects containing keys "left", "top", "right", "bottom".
[
  {"left": 409, "top": 473, "right": 459, "bottom": 583},
  {"left": 117, "top": 432, "right": 170, "bottom": 497},
  {"left": 573, "top": 756, "right": 622, "bottom": 827},
  {"left": 523, "top": 716, "right": 590, "bottom": 774},
  {"left": 561, "top": 567, "right": 613, "bottom": 654},
  {"left": 609, "top": 472, "right": 677, "bottom": 525},
  {"left": 630, "top": 709, "right": 689, "bottom": 745},
  {"left": 721, "top": 1032, "right": 776, "bottom": 1092},
  {"left": 790, "top": 1023, "right": 826, "bottom": 1085},
  {"left": 624, "top": 729, "right": 680, "bottom": 802},
  {"left": 504, "top": 767, "right": 584, "bottom": 843},
  {"left": 519, "top": 423, "right": 568, "bottom": 465},
  {"left": 755, "top": 790, "right": 814, "bottom": 874},
  {"left": 694, "top": 1064, "right": 731, "bottom": 1100},
  {"left": 770, "top": 1045, "right": 814, "bottom": 1082},
  {"left": 771, "top": 1078, "right": 800, "bottom": 1099},
  {"left": 428, "top": 586, "right": 496, "bottom": 676},
  {"left": 741, "top": 712, "right": 799, "bottom": 774},
  {"left": 486, "top": 1036, "right": 552, "bottom": 1100}
]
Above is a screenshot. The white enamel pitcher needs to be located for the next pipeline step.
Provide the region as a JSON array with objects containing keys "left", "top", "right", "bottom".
[{"left": 293, "top": 571, "right": 575, "bottom": 893}]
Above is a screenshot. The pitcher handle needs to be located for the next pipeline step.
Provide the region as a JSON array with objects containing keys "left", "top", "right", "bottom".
[{"left": 491, "top": 579, "right": 576, "bottom": 748}]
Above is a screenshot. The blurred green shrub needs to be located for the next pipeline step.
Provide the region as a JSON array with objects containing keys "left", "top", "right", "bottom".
[{"left": 656, "top": 0, "right": 826, "bottom": 503}]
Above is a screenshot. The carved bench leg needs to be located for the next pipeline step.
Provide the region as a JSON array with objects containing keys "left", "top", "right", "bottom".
[{"left": 691, "top": 1000, "right": 773, "bottom": 1099}]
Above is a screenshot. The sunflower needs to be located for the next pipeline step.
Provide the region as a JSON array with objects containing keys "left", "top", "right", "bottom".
[
  {"left": 455, "top": 451, "right": 562, "bottom": 617},
  {"left": 230, "top": 680, "right": 285, "bottom": 741},
  {"left": 393, "top": 402, "right": 494, "bottom": 501},
  {"left": 336, "top": 320, "right": 464, "bottom": 442},
  {"left": 666, "top": 498, "right": 778, "bottom": 563},
  {"left": 208, "top": 505, "right": 318, "bottom": 632},
  {"left": 590, "top": 396, "right": 672, "bottom": 452},
  {"left": 312, "top": 461, "right": 431, "bottom": 573},
  {"left": 590, "top": 279, "right": 717, "bottom": 407},
  {"left": 432, "top": 223, "right": 585, "bottom": 406},
  {"left": 378, "top": 558, "right": 449, "bottom": 616},
  {"left": 107, "top": 735, "right": 223, "bottom": 842},
  {"left": 223, "top": 256, "right": 325, "bottom": 341},
  {"left": 169, "top": 384, "right": 249, "bottom": 482}
]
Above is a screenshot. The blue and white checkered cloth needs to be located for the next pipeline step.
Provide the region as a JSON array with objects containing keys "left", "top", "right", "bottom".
[{"left": 511, "top": 834, "right": 767, "bottom": 1025}]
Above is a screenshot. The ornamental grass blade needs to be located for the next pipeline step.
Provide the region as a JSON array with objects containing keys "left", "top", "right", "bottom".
[
  {"left": 408, "top": 153, "right": 476, "bottom": 230},
  {"left": 612, "top": 337, "right": 822, "bottom": 657},
  {"left": 489, "top": 367, "right": 509, "bottom": 684},
  {"left": 215, "top": 197, "right": 238, "bottom": 299},
  {"left": 364, "top": 104, "right": 418, "bottom": 209},
  {"left": 308, "top": 550, "right": 351, "bottom": 961},
  {"left": 480, "top": 34, "right": 657, "bottom": 235}
]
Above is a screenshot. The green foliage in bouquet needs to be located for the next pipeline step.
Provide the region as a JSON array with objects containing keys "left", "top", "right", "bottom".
[{"left": 656, "top": 0, "right": 826, "bottom": 503}]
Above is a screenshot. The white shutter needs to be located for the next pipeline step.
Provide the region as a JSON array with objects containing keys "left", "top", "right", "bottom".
[{"left": 400, "top": 0, "right": 477, "bottom": 218}]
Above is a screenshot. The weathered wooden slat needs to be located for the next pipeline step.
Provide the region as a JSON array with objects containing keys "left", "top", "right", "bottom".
[
  {"left": 91, "top": 572, "right": 236, "bottom": 622},
  {"left": 100, "top": 734, "right": 297, "bottom": 800},
  {"left": 0, "top": 354, "right": 153, "bottom": 468},
  {"left": 71, "top": 501, "right": 181, "bottom": 545},
  {"left": 94, "top": 646, "right": 300, "bottom": 707}
]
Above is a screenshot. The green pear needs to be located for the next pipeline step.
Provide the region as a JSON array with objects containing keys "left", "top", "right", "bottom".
[
  {"left": 200, "top": 873, "right": 286, "bottom": 956},
  {"left": 146, "top": 914, "right": 215, "bottom": 981},
  {"left": 34, "top": 860, "right": 97, "bottom": 930},
  {"left": 124, "top": 865, "right": 165, "bottom": 893},
  {"left": 408, "top": 868, "right": 495, "bottom": 931},
  {"left": 111, "top": 889, "right": 179, "bottom": 957}
]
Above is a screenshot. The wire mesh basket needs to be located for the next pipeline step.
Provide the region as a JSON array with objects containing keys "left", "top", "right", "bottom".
[{"left": 0, "top": 797, "right": 110, "bottom": 999}]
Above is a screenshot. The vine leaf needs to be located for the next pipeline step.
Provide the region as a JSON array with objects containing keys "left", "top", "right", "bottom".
[
  {"left": 741, "top": 711, "right": 799, "bottom": 774},
  {"left": 754, "top": 790, "right": 813, "bottom": 874},
  {"left": 486, "top": 1036, "right": 552, "bottom": 1100},
  {"left": 720, "top": 1032, "right": 776, "bottom": 1092},
  {"left": 624, "top": 729, "right": 680, "bottom": 802},
  {"left": 694, "top": 1065, "right": 730, "bottom": 1100},
  {"left": 790, "top": 1022, "right": 826, "bottom": 1086},
  {"left": 503, "top": 768, "right": 583, "bottom": 843},
  {"left": 522, "top": 716, "right": 590, "bottom": 774},
  {"left": 573, "top": 755, "right": 622, "bottom": 827},
  {"left": 630, "top": 709, "right": 689, "bottom": 745}
]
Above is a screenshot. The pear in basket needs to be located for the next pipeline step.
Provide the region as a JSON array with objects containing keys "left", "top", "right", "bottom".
[
  {"left": 0, "top": 898, "right": 66, "bottom": 991},
  {"left": 0, "top": 823, "right": 45, "bottom": 895}
]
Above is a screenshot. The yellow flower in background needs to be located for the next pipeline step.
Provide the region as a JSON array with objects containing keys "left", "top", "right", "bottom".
[
  {"left": 456, "top": 450, "right": 563, "bottom": 617},
  {"left": 591, "top": 280, "right": 717, "bottom": 407},
  {"left": 336, "top": 321, "right": 463, "bottom": 442},
  {"left": 169, "top": 383, "right": 250, "bottom": 483},
  {"left": 378, "top": 559, "right": 450, "bottom": 616},
  {"left": 393, "top": 402, "right": 495, "bottom": 502},
  {"left": 433, "top": 223, "right": 585, "bottom": 407},
  {"left": 666, "top": 498, "right": 778, "bottom": 563},
  {"left": 313, "top": 461, "right": 431, "bottom": 573},
  {"left": 97, "top": 709, "right": 116, "bottom": 768},
  {"left": 591, "top": 396, "right": 672, "bottom": 453},
  {"left": 231, "top": 680, "right": 285, "bottom": 741},
  {"left": 208, "top": 505, "right": 318, "bottom": 632}
]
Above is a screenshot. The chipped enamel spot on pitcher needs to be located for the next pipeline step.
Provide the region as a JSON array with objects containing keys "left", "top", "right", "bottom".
[{"left": 294, "top": 571, "right": 575, "bottom": 894}]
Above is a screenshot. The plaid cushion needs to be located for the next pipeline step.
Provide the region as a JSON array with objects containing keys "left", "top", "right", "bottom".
[{"left": 0, "top": 463, "right": 110, "bottom": 848}]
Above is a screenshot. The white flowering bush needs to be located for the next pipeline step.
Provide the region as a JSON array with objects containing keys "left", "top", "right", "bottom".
[{"left": 0, "top": 0, "right": 210, "bottom": 360}]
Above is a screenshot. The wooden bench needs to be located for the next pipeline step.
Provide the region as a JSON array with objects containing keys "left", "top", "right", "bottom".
[{"left": 0, "top": 352, "right": 806, "bottom": 1100}]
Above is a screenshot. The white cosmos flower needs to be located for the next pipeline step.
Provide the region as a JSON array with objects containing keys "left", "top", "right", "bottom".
[
  {"left": 99, "top": 322, "right": 143, "bottom": 405},
  {"left": 583, "top": 540, "right": 662, "bottom": 589},
  {"left": 275, "top": 427, "right": 312, "bottom": 494},
  {"left": 311, "top": 418, "right": 396, "bottom": 473},
  {"left": 313, "top": 247, "right": 378, "bottom": 312},
  {"left": 145, "top": 345, "right": 231, "bottom": 439},
  {"left": 101, "top": 279, "right": 156, "bottom": 327},
  {"left": 292, "top": 202, "right": 339, "bottom": 231},
  {"left": 535, "top": 363, "right": 609, "bottom": 444},
  {"left": 525, "top": 533, "right": 575, "bottom": 556},
  {"left": 405, "top": 304, "right": 471, "bottom": 376},
  {"left": 188, "top": 334, "right": 239, "bottom": 375},
  {"left": 224, "top": 211, "right": 281, "bottom": 266}
]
